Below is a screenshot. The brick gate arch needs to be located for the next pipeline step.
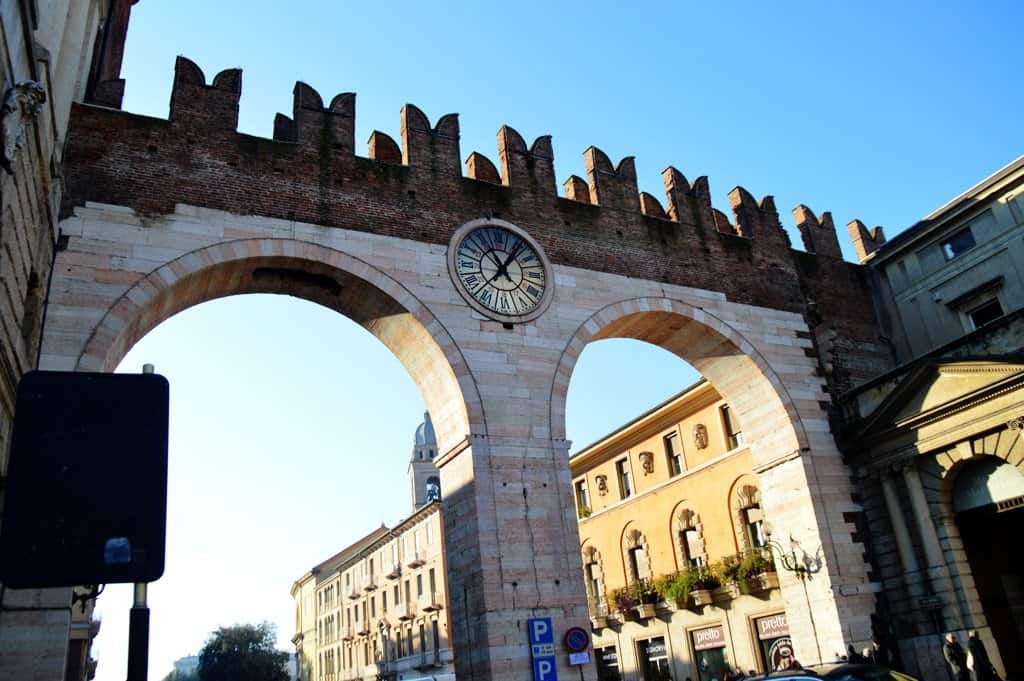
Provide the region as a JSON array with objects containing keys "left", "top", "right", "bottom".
[{"left": 45, "top": 233, "right": 481, "bottom": 453}]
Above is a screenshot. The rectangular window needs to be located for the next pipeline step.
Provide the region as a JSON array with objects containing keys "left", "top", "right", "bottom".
[
  {"left": 942, "top": 227, "right": 976, "bottom": 260},
  {"left": 419, "top": 624, "right": 426, "bottom": 659},
  {"left": 397, "top": 630, "right": 404, "bottom": 657},
  {"left": 432, "top": 619, "right": 440, "bottom": 654},
  {"left": 664, "top": 431, "right": 683, "bottom": 477},
  {"left": 382, "top": 591, "right": 387, "bottom": 613},
  {"left": 596, "top": 646, "right": 621, "bottom": 681},
  {"left": 968, "top": 298, "right": 1003, "bottom": 329},
  {"left": 628, "top": 546, "right": 649, "bottom": 581},
  {"left": 417, "top": 573, "right": 423, "bottom": 597},
  {"left": 575, "top": 480, "right": 590, "bottom": 516},
  {"left": 426, "top": 523, "right": 434, "bottom": 544},
  {"left": 429, "top": 568, "right": 436, "bottom": 593},
  {"left": 682, "top": 528, "right": 705, "bottom": 568},
  {"left": 746, "top": 506, "right": 767, "bottom": 548},
  {"left": 394, "top": 584, "right": 399, "bottom": 604},
  {"left": 369, "top": 558, "right": 374, "bottom": 577},
  {"left": 637, "top": 637, "right": 670, "bottom": 681},
  {"left": 405, "top": 580, "right": 411, "bottom": 604},
  {"left": 354, "top": 604, "right": 359, "bottom": 623},
  {"left": 616, "top": 459, "right": 632, "bottom": 499},
  {"left": 586, "top": 562, "right": 601, "bottom": 601},
  {"left": 722, "top": 404, "right": 743, "bottom": 449},
  {"left": 370, "top": 596, "right": 376, "bottom": 618}
]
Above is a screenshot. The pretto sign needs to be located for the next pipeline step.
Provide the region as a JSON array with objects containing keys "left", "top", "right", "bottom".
[{"left": 691, "top": 625, "right": 725, "bottom": 651}]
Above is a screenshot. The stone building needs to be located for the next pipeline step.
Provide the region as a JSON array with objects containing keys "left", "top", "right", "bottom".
[
  {"left": 293, "top": 416, "right": 454, "bottom": 681},
  {"left": 840, "top": 156, "right": 1024, "bottom": 680},
  {"left": 573, "top": 380, "right": 794, "bottom": 680},
  {"left": 0, "top": 2, "right": 134, "bottom": 679}
]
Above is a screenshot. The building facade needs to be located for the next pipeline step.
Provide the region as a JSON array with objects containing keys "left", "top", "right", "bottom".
[
  {"left": 0, "top": 2, "right": 134, "bottom": 679},
  {"left": 293, "top": 417, "right": 454, "bottom": 681},
  {"left": 573, "top": 381, "right": 795, "bottom": 681},
  {"left": 841, "top": 156, "right": 1024, "bottom": 680}
]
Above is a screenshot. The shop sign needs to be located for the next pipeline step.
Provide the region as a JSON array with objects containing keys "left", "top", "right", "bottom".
[
  {"left": 643, "top": 638, "right": 667, "bottom": 657},
  {"left": 691, "top": 625, "right": 725, "bottom": 651},
  {"left": 766, "top": 637, "right": 795, "bottom": 671},
  {"left": 756, "top": 614, "right": 789, "bottom": 640}
]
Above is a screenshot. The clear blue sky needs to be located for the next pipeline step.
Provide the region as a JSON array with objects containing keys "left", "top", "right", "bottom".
[{"left": 90, "top": 1, "right": 1021, "bottom": 679}]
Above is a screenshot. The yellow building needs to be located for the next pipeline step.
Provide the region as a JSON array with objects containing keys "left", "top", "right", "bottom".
[
  {"left": 573, "top": 380, "right": 794, "bottom": 681},
  {"left": 293, "top": 415, "right": 454, "bottom": 681}
]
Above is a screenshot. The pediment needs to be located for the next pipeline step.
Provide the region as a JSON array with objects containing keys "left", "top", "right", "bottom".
[{"left": 859, "top": 360, "right": 1024, "bottom": 435}]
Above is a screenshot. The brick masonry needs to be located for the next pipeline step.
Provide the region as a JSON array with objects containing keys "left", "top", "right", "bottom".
[{"left": 42, "top": 56, "right": 896, "bottom": 681}]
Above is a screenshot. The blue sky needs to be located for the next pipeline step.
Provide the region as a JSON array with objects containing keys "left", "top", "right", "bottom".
[{"left": 89, "top": 1, "right": 1022, "bottom": 679}]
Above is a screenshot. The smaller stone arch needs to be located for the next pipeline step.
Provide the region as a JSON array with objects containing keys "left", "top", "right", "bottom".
[
  {"left": 729, "top": 476, "right": 765, "bottom": 552},
  {"left": 621, "top": 525, "right": 653, "bottom": 583},
  {"left": 580, "top": 544, "right": 608, "bottom": 609},
  {"left": 937, "top": 420, "right": 1024, "bottom": 519},
  {"left": 670, "top": 503, "right": 707, "bottom": 570}
]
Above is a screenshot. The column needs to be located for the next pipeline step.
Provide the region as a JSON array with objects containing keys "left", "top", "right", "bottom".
[
  {"left": 879, "top": 472, "right": 920, "bottom": 574},
  {"left": 902, "top": 465, "right": 944, "bottom": 570}
]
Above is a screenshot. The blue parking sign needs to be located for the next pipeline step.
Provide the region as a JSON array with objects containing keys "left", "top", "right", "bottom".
[{"left": 528, "top": 618, "right": 557, "bottom": 681}]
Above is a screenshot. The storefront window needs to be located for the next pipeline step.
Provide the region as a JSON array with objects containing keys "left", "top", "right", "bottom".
[
  {"left": 595, "top": 646, "right": 621, "bottom": 681},
  {"left": 692, "top": 626, "right": 728, "bottom": 681},
  {"left": 638, "top": 637, "right": 672, "bottom": 681},
  {"left": 755, "top": 614, "right": 794, "bottom": 671}
]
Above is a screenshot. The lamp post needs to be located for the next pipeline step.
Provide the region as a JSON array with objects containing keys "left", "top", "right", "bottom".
[{"left": 764, "top": 529, "right": 825, "bottom": 663}]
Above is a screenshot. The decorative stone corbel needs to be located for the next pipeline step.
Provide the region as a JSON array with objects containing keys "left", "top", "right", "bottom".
[
  {"left": 693, "top": 423, "right": 708, "bottom": 450},
  {"left": 595, "top": 474, "right": 608, "bottom": 496},
  {"left": 639, "top": 451, "right": 654, "bottom": 475},
  {"left": 2, "top": 81, "right": 47, "bottom": 175},
  {"left": 1007, "top": 415, "right": 1024, "bottom": 432}
]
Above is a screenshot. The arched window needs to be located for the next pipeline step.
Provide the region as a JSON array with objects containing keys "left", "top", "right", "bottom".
[
  {"left": 671, "top": 506, "right": 707, "bottom": 568},
  {"left": 731, "top": 482, "right": 766, "bottom": 550},
  {"left": 622, "top": 528, "right": 652, "bottom": 583},
  {"left": 425, "top": 476, "right": 441, "bottom": 502},
  {"left": 581, "top": 545, "right": 606, "bottom": 607}
]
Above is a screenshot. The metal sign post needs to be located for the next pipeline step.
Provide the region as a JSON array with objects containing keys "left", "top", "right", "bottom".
[{"left": 126, "top": 363, "right": 156, "bottom": 681}]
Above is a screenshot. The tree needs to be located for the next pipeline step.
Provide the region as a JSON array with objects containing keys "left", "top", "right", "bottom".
[{"left": 197, "top": 622, "right": 289, "bottom": 681}]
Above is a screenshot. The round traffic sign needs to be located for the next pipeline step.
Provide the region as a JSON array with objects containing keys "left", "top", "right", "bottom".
[{"left": 563, "top": 626, "right": 590, "bottom": 652}]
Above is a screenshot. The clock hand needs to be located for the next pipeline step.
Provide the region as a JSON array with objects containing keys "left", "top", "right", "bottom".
[{"left": 502, "top": 243, "right": 525, "bottom": 269}]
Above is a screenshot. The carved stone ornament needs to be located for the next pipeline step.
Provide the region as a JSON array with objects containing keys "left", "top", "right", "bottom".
[
  {"left": 639, "top": 451, "right": 654, "bottom": 475},
  {"left": 693, "top": 423, "right": 709, "bottom": 450},
  {"left": 1008, "top": 415, "right": 1024, "bottom": 432},
  {"left": 595, "top": 474, "right": 608, "bottom": 496},
  {"left": 2, "top": 81, "right": 46, "bottom": 175}
]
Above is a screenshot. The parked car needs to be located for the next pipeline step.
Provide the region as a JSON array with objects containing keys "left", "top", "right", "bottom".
[{"left": 746, "top": 663, "right": 920, "bottom": 681}]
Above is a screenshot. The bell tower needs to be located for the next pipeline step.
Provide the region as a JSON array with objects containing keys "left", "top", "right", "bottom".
[{"left": 408, "top": 411, "right": 440, "bottom": 509}]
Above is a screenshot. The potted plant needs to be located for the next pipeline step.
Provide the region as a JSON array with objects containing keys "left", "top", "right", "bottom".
[
  {"left": 742, "top": 548, "right": 778, "bottom": 593},
  {"left": 577, "top": 505, "right": 592, "bottom": 519},
  {"left": 714, "top": 554, "right": 744, "bottom": 599},
  {"left": 608, "top": 587, "right": 638, "bottom": 620},
  {"left": 688, "top": 565, "right": 720, "bottom": 607},
  {"left": 631, "top": 578, "right": 659, "bottom": 619}
]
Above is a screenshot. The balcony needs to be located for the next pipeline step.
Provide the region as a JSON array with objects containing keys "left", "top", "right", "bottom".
[
  {"left": 384, "top": 562, "right": 401, "bottom": 580},
  {"left": 340, "top": 625, "right": 352, "bottom": 641},
  {"left": 418, "top": 591, "right": 443, "bottom": 612},
  {"left": 356, "top": 621, "right": 371, "bottom": 636},
  {"left": 405, "top": 551, "right": 425, "bottom": 568},
  {"left": 362, "top": 575, "right": 378, "bottom": 592},
  {"left": 396, "top": 601, "right": 416, "bottom": 621},
  {"left": 345, "top": 583, "right": 359, "bottom": 600}
]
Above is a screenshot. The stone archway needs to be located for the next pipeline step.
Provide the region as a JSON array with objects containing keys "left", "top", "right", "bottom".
[
  {"left": 48, "top": 236, "right": 480, "bottom": 450},
  {"left": 550, "top": 296, "right": 875, "bottom": 664}
]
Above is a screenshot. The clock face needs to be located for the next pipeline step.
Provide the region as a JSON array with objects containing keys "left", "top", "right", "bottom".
[{"left": 448, "top": 221, "right": 551, "bottom": 322}]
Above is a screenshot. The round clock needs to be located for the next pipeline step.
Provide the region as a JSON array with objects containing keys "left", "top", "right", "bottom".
[{"left": 447, "top": 218, "right": 553, "bottom": 324}]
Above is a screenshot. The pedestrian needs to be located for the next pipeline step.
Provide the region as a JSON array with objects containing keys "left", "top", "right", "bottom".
[
  {"left": 967, "top": 630, "right": 998, "bottom": 681},
  {"left": 872, "top": 638, "right": 891, "bottom": 668},
  {"left": 944, "top": 632, "right": 971, "bottom": 681}
]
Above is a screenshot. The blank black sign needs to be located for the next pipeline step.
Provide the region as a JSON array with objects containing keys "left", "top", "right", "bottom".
[{"left": 0, "top": 371, "right": 169, "bottom": 587}]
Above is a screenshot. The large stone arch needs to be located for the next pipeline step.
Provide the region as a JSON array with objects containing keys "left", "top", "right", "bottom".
[
  {"left": 43, "top": 236, "right": 481, "bottom": 451},
  {"left": 549, "top": 295, "right": 873, "bottom": 664}
]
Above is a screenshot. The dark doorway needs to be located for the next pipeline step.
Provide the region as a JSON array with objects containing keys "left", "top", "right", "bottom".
[{"left": 957, "top": 502, "right": 1024, "bottom": 674}]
